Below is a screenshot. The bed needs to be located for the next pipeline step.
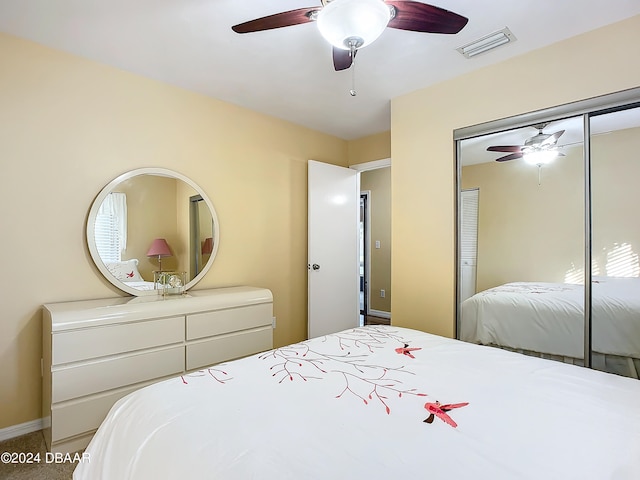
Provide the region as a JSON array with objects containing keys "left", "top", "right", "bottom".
[
  {"left": 460, "top": 277, "right": 640, "bottom": 378},
  {"left": 74, "top": 325, "right": 640, "bottom": 479}
]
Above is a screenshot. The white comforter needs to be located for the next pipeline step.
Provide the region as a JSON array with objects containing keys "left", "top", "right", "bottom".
[
  {"left": 461, "top": 277, "right": 640, "bottom": 359},
  {"left": 74, "top": 326, "right": 640, "bottom": 480}
]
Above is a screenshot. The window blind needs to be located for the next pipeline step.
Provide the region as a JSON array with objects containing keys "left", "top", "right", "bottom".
[{"left": 461, "top": 189, "right": 479, "bottom": 264}]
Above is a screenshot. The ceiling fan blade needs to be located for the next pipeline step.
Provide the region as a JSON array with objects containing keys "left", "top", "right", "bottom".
[
  {"left": 487, "top": 145, "right": 523, "bottom": 153},
  {"left": 386, "top": 1, "right": 468, "bottom": 34},
  {"left": 232, "top": 7, "right": 319, "bottom": 34},
  {"left": 495, "top": 152, "right": 523, "bottom": 162},
  {"left": 541, "top": 130, "right": 565, "bottom": 145},
  {"left": 333, "top": 47, "right": 356, "bottom": 71}
]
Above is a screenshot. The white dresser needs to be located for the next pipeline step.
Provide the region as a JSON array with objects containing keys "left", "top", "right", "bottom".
[{"left": 42, "top": 286, "right": 273, "bottom": 453}]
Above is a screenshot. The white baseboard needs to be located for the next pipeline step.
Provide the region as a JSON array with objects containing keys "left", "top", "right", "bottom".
[
  {"left": 369, "top": 309, "right": 391, "bottom": 319},
  {"left": 0, "top": 418, "right": 44, "bottom": 442}
]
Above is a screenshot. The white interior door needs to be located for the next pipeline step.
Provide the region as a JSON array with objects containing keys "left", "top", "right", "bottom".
[{"left": 308, "top": 160, "right": 360, "bottom": 338}]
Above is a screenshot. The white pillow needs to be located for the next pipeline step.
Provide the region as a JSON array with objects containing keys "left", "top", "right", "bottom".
[{"left": 105, "top": 259, "right": 144, "bottom": 282}]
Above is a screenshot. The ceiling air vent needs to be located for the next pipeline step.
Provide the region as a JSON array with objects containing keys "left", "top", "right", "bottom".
[{"left": 457, "top": 27, "right": 516, "bottom": 58}]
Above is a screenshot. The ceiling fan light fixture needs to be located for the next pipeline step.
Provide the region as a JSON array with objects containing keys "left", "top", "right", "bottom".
[
  {"left": 523, "top": 149, "right": 558, "bottom": 166},
  {"left": 317, "top": 0, "right": 391, "bottom": 50}
]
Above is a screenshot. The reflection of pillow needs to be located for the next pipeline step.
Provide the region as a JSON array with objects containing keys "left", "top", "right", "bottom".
[{"left": 105, "top": 259, "right": 144, "bottom": 282}]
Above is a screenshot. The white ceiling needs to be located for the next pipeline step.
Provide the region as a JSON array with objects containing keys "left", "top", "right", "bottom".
[{"left": 1, "top": 0, "right": 639, "bottom": 140}]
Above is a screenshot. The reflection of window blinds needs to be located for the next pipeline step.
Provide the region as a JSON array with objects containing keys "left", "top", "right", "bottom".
[
  {"left": 95, "top": 213, "right": 120, "bottom": 262},
  {"left": 461, "top": 189, "right": 479, "bottom": 264},
  {"left": 95, "top": 193, "right": 127, "bottom": 262}
]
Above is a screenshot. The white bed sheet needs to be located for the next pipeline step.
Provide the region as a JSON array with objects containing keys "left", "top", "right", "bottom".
[
  {"left": 460, "top": 277, "right": 640, "bottom": 359},
  {"left": 74, "top": 326, "right": 640, "bottom": 480}
]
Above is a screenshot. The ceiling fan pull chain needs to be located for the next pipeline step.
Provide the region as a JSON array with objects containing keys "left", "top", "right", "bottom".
[
  {"left": 350, "top": 64, "right": 357, "bottom": 96},
  {"left": 538, "top": 164, "right": 542, "bottom": 186},
  {"left": 349, "top": 42, "right": 357, "bottom": 96}
]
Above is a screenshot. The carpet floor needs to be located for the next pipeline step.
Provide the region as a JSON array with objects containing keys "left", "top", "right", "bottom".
[{"left": 0, "top": 431, "right": 76, "bottom": 480}]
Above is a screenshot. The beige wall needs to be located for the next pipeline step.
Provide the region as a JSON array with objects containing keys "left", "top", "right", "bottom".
[
  {"left": 348, "top": 131, "right": 391, "bottom": 165},
  {"left": 0, "top": 33, "right": 349, "bottom": 429},
  {"left": 361, "top": 167, "right": 391, "bottom": 312},
  {"left": 391, "top": 15, "right": 640, "bottom": 337}
]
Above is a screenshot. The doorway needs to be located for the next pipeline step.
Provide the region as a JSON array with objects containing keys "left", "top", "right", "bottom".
[
  {"left": 351, "top": 159, "right": 392, "bottom": 326},
  {"left": 360, "top": 192, "right": 369, "bottom": 323}
]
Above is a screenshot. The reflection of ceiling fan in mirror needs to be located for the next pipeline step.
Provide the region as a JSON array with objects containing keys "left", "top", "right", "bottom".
[
  {"left": 231, "top": 0, "right": 468, "bottom": 72},
  {"left": 487, "top": 123, "right": 566, "bottom": 165}
]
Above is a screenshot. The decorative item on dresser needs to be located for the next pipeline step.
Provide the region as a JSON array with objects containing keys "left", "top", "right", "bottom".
[{"left": 41, "top": 286, "right": 274, "bottom": 454}]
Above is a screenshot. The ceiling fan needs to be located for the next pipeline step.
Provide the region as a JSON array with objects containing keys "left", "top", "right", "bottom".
[
  {"left": 487, "top": 123, "right": 566, "bottom": 165},
  {"left": 231, "top": 0, "right": 468, "bottom": 72}
]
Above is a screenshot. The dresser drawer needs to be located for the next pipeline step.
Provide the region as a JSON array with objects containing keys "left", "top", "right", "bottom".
[
  {"left": 186, "top": 326, "right": 272, "bottom": 370},
  {"left": 52, "top": 315, "right": 184, "bottom": 365},
  {"left": 52, "top": 346, "right": 184, "bottom": 403},
  {"left": 50, "top": 378, "right": 172, "bottom": 443},
  {"left": 186, "top": 304, "right": 272, "bottom": 340}
]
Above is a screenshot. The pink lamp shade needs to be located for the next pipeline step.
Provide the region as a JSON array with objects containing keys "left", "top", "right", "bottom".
[
  {"left": 202, "top": 237, "right": 213, "bottom": 255},
  {"left": 146, "top": 238, "right": 172, "bottom": 258}
]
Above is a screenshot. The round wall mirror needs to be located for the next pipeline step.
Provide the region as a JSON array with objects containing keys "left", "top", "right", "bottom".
[{"left": 87, "top": 168, "right": 220, "bottom": 296}]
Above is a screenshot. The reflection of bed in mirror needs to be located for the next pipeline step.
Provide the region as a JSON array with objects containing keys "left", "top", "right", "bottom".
[
  {"left": 103, "top": 259, "right": 156, "bottom": 291},
  {"left": 122, "top": 281, "right": 156, "bottom": 291},
  {"left": 460, "top": 276, "right": 640, "bottom": 378}
]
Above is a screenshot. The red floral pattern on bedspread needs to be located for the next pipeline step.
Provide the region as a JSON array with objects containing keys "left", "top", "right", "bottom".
[
  {"left": 260, "top": 327, "right": 427, "bottom": 414},
  {"left": 180, "top": 327, "right": 468, "bottom": 425},
  {"left": 181, "top": 366, "right": 231, "bottom": 385}
]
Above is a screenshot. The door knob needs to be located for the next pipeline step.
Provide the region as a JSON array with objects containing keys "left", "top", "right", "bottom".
[{"left": 312, "top": 263, "right": 320, "bottom": 270}]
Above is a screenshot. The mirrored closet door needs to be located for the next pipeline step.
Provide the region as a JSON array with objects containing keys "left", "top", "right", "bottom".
[
  {"left": 455, "top": 87, "right": 640, "bottom": 379},
  {"left": 590, "top": 105, "right": 640, "bottom": 377},
  {"left": 457, "top": 117, "right": 585, "bottom": 365}
]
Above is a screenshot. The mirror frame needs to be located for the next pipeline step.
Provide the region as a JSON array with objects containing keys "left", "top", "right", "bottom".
[{"left": 86, "top": 167, "right": 220, "bottom": 296}]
